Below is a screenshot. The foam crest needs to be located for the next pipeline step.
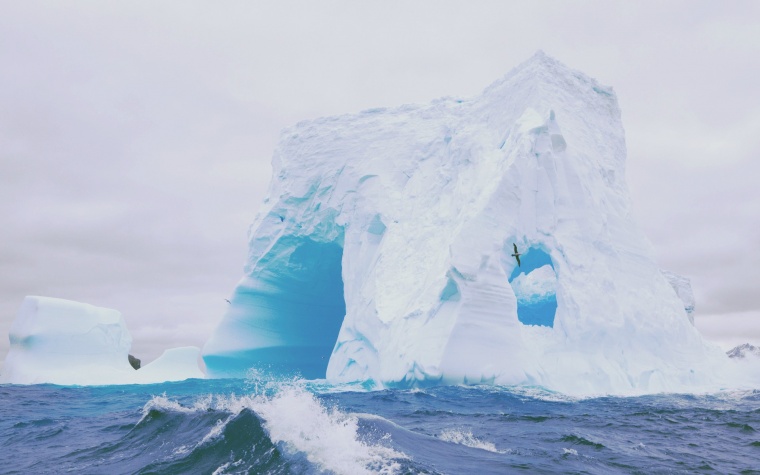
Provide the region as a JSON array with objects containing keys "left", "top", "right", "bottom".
[
  {"left": 438, "top": 428, "right": 507, "bottom": 454},
  {"left": 211, "top": 460, "right": 245, "bottom": 475},
  {"left": 139, "top": 381, "right": 407, "bottom": 475},
  {"left": 197, "top": 418, "right": 228, "bottom": 447},
  {"left": 139, "top": 393, "right": 213, "bottom": 421},
  {"left": 251, "top": 384, "right": 405, "bottom": 474}
]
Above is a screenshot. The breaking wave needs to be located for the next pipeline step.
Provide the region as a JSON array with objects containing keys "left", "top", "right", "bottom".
[{"left": 135, "top": 379, "right": 407, "bottom": 474}]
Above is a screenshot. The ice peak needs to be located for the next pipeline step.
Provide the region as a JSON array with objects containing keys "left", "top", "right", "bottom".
[
  {"left": 486, "top": 50, "right": 614, "bottom": 103},
  {"left": 485, "top": 50, "right": 569, "bottom": 88},
  {"left": 523, "top": 49, "right": 558, "bottom": 68}
]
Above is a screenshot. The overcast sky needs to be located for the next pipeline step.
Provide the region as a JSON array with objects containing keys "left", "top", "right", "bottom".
[{"left": 1, "top": 1, "right": 758, "bottom": 364}]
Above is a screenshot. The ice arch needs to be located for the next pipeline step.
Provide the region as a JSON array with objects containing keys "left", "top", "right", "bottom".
[
  {"left": 508, "top": 247, "right": 557, "bottom": 327},
  {"left": 203, "top": 234, "right": 346, "bottom": 379},
  {"left": 201, "top": 53, "right": 730, "bottom": 394}
]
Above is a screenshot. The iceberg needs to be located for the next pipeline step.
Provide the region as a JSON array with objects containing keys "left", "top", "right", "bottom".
[
  {"left": 1, "top": 296, "right": 204, "bottom": 385},
  {"left": 202, "top": 52, "right": 730, "bottom": 394}
]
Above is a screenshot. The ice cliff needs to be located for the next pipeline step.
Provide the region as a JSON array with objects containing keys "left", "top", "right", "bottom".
[
  {"left": 1, "top": 296, "right": 204, "bottom": 385},
  {"left": 662, "top": 270, "right": 696, "bottom": 324},
  {"left": 203, "top": 52, "right": 728, "bottom": 395}
]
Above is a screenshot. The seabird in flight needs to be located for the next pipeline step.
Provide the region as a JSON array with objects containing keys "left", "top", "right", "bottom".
[{"left": 511, "top": 243, "right": 521, "bottom": 267}]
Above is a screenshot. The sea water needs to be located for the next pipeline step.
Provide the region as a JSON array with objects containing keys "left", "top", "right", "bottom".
[{"left": 1, "top": 376, "right": 759, "bottom": 474}]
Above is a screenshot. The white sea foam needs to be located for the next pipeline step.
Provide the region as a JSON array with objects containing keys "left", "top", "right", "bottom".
[
  {"left": 171, "top": 445, "right": 190, "bottom": 456},
  {"left": 197, "top": 418, "right": 228, "bottom": 447},
  {"left": 138, "top": 393, "right": 212, "bottom": 423},
  {"left": 139, "top": 381, "right": 407, "bottom": 475},
  {"left": 408, "top": 388, "right": 435, "bottom": 396},
  {"left": 211, "top": 459, "right": 245, "bottom": 475},
  {"left": 211, "top": 462, "right": 231, "bottom": 475},
  {"left": 142, "top": 394, "right": 190, "bottom": 414},
  {"left": 438, "top": 428, "right": 507, "bottom": 454}
]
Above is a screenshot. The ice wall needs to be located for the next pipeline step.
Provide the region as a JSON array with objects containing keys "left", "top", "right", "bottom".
[{"left": 203, "top": 52, "right": 729, "bottom": 394}]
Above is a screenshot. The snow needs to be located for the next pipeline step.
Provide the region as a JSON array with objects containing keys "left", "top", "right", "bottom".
[
  {"left": 0, "top": 296, "right": 204, "bottom": 385},
  {"left": 202, "top": 51, "right": 734, "bottom": 395}
]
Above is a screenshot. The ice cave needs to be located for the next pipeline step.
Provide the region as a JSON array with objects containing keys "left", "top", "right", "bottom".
[{"left": 204, "top": 233, "right": 346, "bottom": 379}]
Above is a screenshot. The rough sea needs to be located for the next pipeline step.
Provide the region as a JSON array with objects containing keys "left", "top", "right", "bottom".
[{"left": 1, "top": 376, "right": 759, "bottom": 474}]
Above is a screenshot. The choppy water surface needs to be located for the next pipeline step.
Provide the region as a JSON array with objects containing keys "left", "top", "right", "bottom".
[{"left": 1, "top": 378, "right": 758, "bottom": 474}]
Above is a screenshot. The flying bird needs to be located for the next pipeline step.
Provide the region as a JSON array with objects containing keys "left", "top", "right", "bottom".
[
  {"left": 511, "top": 243, "right": 521, "bottom": 267},
  {"left": 225, "top": 299, "right": 231, "bottom": 304}
]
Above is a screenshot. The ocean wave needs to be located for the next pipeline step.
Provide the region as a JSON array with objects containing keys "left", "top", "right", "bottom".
[
  {"left": 137, "top": 379, "right": 407, "bottom": 474},
  {"left": 253, "top": 384, "right": 406, "bottom": 474},
  {"left": 5, "top": 380, "right": 760, "bottom": 474}
]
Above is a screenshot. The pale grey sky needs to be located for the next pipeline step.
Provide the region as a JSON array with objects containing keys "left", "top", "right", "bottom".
[{"left": 1, "top": 1, "right": 758, "bottom": 364}]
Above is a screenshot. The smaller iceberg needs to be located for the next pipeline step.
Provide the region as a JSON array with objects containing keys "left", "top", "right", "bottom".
[
  {"left": 0, "top": 296, "right": 204, "bottom": 385},
  {"left": 131, "top": 347, "right": 205, "bottom": 384}
]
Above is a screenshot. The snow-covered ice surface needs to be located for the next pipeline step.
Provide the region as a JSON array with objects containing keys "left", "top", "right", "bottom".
[
  {"left": 1, "top": 296, "right": 204, "bottom": 385},
  {"left": 203, "top": 52, "right": 744, "bottom": 395}
]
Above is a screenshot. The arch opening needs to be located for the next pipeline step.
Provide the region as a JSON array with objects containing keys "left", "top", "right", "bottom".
[{"left": 507, "top": 246, "right": 557, "bottom": 328}]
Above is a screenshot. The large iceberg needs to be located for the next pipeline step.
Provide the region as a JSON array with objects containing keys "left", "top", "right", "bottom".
[
  {"left": 203, "top": 52, "right": 729, "bottom": 394},
  {"left": 1, "top": 296, "right": 204, "bottom": 385}
]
